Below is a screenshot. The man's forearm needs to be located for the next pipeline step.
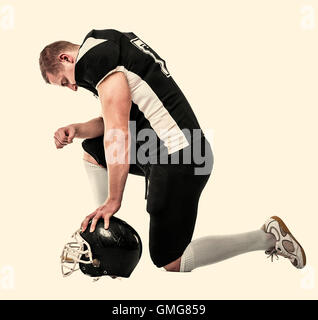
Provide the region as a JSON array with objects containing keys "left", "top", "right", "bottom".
[
  {"left": 104, "top": 129, "right": 130, "bottom": 203},
  {"left": 73, "top": 117, "right": 104, "bottom": 139},
  {"left": 106, "top": 162, "right": 130, "bottom": 203}
]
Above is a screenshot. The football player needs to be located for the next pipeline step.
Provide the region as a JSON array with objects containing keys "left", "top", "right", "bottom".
[{"left": 39, "top": 29, "right": 306, "bottom": 273}]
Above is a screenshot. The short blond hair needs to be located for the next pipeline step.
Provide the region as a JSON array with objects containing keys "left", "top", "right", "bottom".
[{"left": 39, "top": 41, "right": 78, "bottom": 84}]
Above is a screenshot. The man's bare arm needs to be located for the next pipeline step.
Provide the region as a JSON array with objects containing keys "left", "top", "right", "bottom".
[
  {"left": 81, "top": 71, "right": 132, "bottom": 233},
  {"left": 54, "top": 117, "right": 104, "bottom": 149},
  {"left": 73, "top": 116, "right": 104, "bottom": 139},
  {"left": 99, "top": 71, "right": 132, "bottom": 204}
]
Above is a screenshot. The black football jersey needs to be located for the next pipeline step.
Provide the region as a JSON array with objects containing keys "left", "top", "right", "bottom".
[{"left": 75, "top": 29, "right": 203, "bottom": 159}]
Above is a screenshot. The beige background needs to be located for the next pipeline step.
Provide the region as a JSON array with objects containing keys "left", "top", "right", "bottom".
[{"left": 0, "top": 0, "right": 317, "bottom": 299}]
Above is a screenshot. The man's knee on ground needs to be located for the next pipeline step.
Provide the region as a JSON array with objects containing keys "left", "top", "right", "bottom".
[{"left": 162, "top": 257, "right": 182, "bottom": 272}]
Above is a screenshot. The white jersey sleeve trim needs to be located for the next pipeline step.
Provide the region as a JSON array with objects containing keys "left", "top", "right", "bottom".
[{"left": 95, "top": 66, "right": 126, "bottom": 90}]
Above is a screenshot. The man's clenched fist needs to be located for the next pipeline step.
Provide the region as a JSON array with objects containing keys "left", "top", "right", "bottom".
[{"left": 54, "top": 125, "right": 77, "bottom": 149}]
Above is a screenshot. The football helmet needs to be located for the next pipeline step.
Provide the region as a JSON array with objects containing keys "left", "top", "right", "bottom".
[{"left": 61, "top": 216, "right": 142, "bottom": 279}]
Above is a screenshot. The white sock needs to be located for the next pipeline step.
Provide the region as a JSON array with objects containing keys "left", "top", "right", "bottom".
[
  {"left": 83, "top": 159, "right": 108, "bottom": 207},
  {"left": 180, "top": 229, "right": 276, "bottom": 272}
]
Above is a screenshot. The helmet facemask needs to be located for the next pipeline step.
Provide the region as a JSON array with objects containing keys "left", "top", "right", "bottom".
[
  {"left": 61, "top": 229, "right": 120, "bottom": 281},
  {"left": 61, "top": 229, "right": 95, "bottom": 277}
]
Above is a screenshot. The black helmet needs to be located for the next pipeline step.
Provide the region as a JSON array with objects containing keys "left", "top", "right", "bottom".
[{"left": 61, "top": 216, "right": 142, "bottom": 279}]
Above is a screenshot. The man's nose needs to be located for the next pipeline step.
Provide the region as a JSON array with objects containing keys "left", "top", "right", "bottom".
[{"left": 68, "top": 84, "right": 78, "bottom": 91}]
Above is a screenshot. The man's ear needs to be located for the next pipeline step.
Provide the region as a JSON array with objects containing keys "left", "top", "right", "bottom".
[{"left": 59, "top": 53, "right": 73, "bottom": 63}]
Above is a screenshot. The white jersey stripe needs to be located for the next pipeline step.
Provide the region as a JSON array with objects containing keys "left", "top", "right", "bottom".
[{"left": 95, "top": 65, "right": 189, "bottom": 154}]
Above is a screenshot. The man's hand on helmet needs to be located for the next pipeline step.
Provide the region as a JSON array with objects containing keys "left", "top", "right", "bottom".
[{"left": 81, "top": 198, "right": 121, "bottom": 233}]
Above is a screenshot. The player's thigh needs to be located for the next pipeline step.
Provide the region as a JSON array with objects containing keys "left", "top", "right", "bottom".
[{"left": 146, "top": 164, "right": 210, "bottom": 268}]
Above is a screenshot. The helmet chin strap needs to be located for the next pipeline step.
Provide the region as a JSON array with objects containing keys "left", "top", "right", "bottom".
[
  {"left": 93, "top": 277, "right": 101, "bottom": 282},
  {"left": 92, "top": 276, "right": 122, "bottom": 282}
]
